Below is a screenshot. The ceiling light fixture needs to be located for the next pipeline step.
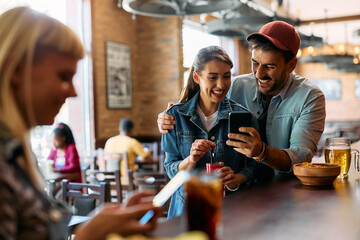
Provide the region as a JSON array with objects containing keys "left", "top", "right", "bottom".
[
  {"left": 205, "top": 1, "right": 322, "bottom": 49},
  {"left": 299, "top": 12, "right": 360, "bottom": 73},
  {"left": 120, "top": 0, "right": 241, "bottom": 18}
]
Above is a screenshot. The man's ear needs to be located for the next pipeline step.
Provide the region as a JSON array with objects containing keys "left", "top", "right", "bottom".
[
  {"left": 287, "top": 57, "right": 297, "bottom": 73},
  {"left": 193, "top": 71, "right": 200, "bottom": 84}
]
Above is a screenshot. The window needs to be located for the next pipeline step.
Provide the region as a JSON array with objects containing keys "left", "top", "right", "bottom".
[
  {"left": 182, "top": 24, "right": 220, "bottom": 86},
  {"left": 312, "top": 79, "right": 342, "bottom": 100},
  {"left": 183, "top": 26, "right": 221, "bottom": 68},
  {"left": 182, "top": 23, "right": 236, "bottom": 86},
  {"left": 356, "top": 79, "right": 360, "bottom": 99},
  {"left": 1, "top": 1, "right": 93, "bottom": 161}
]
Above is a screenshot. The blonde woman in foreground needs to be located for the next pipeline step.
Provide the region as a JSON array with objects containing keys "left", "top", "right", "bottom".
[{"left": 0, "top": 7, "right": 160, "bottom": 240}]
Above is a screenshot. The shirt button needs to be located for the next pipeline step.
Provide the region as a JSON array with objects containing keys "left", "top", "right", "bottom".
[{"left": 211, "top": 136, "right": 216, "bottom": 140}]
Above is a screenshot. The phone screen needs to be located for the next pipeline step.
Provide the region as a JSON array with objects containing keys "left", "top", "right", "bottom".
[
  {"left": 228, "top": 111, "right": 252, "bottom": 142},
  {"left": 139, "top": 171, "right": 190, "bottom": 225}
]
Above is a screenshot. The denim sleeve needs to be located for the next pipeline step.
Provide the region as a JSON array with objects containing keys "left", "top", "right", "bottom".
[
  {"left": 285, "top": 88, "right": 326, "bottom": 170},
  {"left": 161, "top": 126, "right": 183, "bottom": 179}
]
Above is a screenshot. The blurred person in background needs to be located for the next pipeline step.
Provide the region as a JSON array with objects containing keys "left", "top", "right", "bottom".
[
  {"left": 0, "top": 6, "right": 159, "bottom": 240},
  {"left": 104, "top": 118, "right": 154, "bottom": 184},
  {"left": 48, "top": 122, "right": 82, "bottom": 182}
]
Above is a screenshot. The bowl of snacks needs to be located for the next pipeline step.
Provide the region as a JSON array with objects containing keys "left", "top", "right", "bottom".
[{"left": 293, "top": 162, "right": 341, "bottom": 186}]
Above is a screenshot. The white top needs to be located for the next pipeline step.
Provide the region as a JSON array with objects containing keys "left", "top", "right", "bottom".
[{"left": 197, "top": 104, "right": 218, "bottom": 133}]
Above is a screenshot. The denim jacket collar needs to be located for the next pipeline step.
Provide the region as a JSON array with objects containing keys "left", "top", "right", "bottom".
[
  {"left": 177, "top": 91, "right": 234, "bottom": 122},
  {"left": 252, "top": 72, "right": 294, "bottom": 104}
]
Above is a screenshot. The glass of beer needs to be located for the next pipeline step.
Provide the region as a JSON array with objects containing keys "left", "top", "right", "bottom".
[
  {"left": 325, "top": 137, "right": 359, "bottom": 179},
  {"left": 185, "top": 172, "right": 223, "bottom": 240}
]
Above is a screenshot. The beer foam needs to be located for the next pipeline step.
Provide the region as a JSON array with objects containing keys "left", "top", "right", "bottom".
[{"left": 325, "top": 145, "right": 350, "bottom": 150}]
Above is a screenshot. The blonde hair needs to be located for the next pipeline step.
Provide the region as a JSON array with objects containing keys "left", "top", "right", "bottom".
[{"left": 0, "top": 7, "right": 84, "bottom": 185}]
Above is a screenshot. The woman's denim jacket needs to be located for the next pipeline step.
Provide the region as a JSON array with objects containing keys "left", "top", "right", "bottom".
[{"left": 161, "top": 91, "right": 258, "bottom": 219}]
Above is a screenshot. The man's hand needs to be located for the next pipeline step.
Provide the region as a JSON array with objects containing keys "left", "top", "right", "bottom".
[
  {"left": 157, "top": 102, "right": 175, "bottom": 134},
  {"left": 226, "top": 127, "right": 263, "bottom": 158}
]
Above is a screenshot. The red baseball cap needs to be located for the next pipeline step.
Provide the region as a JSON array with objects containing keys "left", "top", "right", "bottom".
[{"left": 246, "top": 21, "right": 300, "bottom": 57}]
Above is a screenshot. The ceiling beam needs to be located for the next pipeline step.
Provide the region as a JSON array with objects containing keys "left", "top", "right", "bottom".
[{"left": 299, "top": 14, "right": 360, "bottom": 25}]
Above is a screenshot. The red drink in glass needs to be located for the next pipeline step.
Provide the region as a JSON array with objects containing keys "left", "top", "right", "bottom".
[
  {"left": 206, "top": 162, "right": 224, "bottom": 173},
  {"left": 206, "top": 162, "right": 225, "bottom": 197}
]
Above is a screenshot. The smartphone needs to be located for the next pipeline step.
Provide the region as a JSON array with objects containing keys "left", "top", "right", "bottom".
[
  {"left": 139, "top": 170, "right": 190, "bottom": 225},
  {"left": 228, "top": 111, "right": 253, "bottom": 142}
]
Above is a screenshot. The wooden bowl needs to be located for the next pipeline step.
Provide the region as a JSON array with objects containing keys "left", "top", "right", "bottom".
[{"left": 293, "top": 163, "right": 341, "bottom": 186}]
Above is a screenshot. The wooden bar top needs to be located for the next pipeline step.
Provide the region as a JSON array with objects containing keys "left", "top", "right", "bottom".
[{"left": 151, "top": 142, "right": 360, "bottom": 239}]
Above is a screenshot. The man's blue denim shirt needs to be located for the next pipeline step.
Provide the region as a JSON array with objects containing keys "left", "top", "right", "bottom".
[
  {"left": 161, "top": 91, "right": 258, "bottom": 219},
  {"left": 228, "top": 73, "right": 326, "bottom": 170}
]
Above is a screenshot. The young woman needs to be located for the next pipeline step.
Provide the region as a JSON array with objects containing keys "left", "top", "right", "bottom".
[
  {"left": 162, "top": 46, "right": 258, "bottom": 219},
  {"left": 0, "top": 7, "right": 159, "bottom": 240},
  {"left": 48, "top": 122, "right": 82, "bottom": 182}
]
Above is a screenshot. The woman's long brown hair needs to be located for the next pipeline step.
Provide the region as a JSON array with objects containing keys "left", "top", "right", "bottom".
[{"left": 179, "top": 46, "right": 233, "bottom": 103}]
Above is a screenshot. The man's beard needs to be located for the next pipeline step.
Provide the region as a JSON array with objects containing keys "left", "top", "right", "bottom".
[{"left": 255, "top": 71, "right": 288, "bottom": 98}]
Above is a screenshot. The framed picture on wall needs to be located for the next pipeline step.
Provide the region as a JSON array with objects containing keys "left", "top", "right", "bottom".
[
  {"left": 355, "top": 79, "right": 360, "bottom": 99},
  {"left": 312, "top": 79, "right": 341, "bottom": 100},
  {"left": 106, "top": 41, "right": 132, "bottom": 109}
]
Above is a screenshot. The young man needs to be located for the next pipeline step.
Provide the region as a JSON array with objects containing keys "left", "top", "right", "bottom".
[
  {"left": 158, "top": 21, "right": 325, "bottom": 178},
  {"left": 104, "top": 118, "right": 153, "bottom": 183}
]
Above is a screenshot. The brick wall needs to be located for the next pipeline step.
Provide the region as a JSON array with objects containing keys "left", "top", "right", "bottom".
[
  {"left": 135, "top": 16, "right": 183, "bottom": 136},
  {"left": 91, "top": 0, "right": 182, "bottom": 147}
]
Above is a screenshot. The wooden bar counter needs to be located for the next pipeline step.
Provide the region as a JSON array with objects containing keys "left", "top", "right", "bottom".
[{"left": 151, "top": 142, "right": 360, "bottom": 239}]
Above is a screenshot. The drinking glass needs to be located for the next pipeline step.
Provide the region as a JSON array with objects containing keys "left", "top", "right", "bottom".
[
  {"left": 325, "top": 137, "right": 359, "bottom": 179},
  {"left": 185, "top": 171, "right": 223, "bottom": 240},
  {"left": 206, "top": 162, "right": 225, "bottom": 197},
  {"left": 46, "top": 159, "right": 54, "bottom": 174},
  {"left": 206, "top": 162, "right": 224, "bottom": 173}
]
